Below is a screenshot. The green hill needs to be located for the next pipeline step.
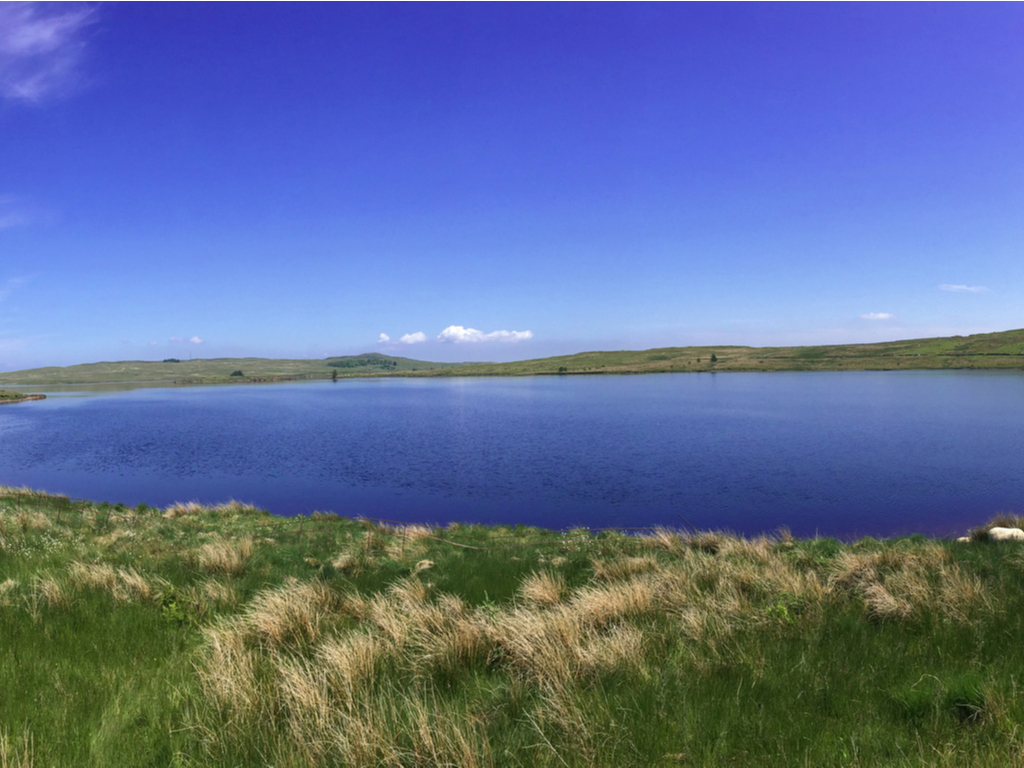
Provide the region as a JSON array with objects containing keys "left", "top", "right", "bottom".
[{"left": 1, "top": 329, "right": 1022, "bottom": 385}]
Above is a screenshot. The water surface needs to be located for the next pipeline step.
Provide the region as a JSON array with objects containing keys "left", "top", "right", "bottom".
[{"left": 1, "top": 371, "right": 1021, "bottom": 538}]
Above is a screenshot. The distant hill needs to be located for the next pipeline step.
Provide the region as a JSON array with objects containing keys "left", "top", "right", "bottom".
[
  {"left": 0, "top": 329, "right": 1021, "bottom": 385},
  {"left": 0, "top": 354, "right": 458, "bottom": 385},
  {"left": 324, "top": 353, "right": 466, "bottom": 373},
  {"left": 420, "top": 328, "right": 1024, "bottom": 376}
]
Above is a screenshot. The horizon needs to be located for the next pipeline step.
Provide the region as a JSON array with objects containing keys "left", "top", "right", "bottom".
[{"left": 2, "top": 3, "right": 1022, "bottom": 370}]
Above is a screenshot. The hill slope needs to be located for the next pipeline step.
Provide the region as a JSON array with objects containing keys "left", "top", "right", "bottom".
[{"left": 1, "top": 329, "right": 1021, "bottom": 385}]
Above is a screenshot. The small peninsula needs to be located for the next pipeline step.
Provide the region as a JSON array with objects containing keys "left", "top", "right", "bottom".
[{"left": 0, "top": 389, "right": 45, "bottom": 404}]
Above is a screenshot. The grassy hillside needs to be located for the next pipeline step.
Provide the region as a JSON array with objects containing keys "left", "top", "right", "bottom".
[
  {"left": 0, "top": 354, "right": 459, "bottom": 386},
  {"left": 3, "top": 486, "right": 1024, "bottom": 766},
  {"left": 1, "top": 329, "right": 1022, "bottom": 386},
  {"left": 411, "top": 327, "right": 1024, "bottom": 377}
]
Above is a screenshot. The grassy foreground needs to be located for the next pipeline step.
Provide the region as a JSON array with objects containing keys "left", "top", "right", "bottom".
[
  {"left": 1, "top": 329, "right": 1022, "bottom": 386},
  {"left": 2, "top": 488, "right": 1024, "bottom": 766}
]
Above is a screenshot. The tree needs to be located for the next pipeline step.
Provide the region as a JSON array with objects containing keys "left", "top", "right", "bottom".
[
  {"left": 229, "top": 370, "right": 244, "bottom": 377},
  {"left": 710, "top": 353, "right": 718, "bottom": 363}
]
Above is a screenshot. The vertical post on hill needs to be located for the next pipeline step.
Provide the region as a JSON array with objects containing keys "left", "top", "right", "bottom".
[
  {"left": 401, "top": 526, "right": 407, "bottom": 561},
  {"left": 296, "top": 517, "right": 304, "bottom": 546}
]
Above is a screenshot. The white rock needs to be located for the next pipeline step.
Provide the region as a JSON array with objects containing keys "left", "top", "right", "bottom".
[
  {"left": 956, "top": 536, "right": 971, "bottom": 543},
  {"left": 988, "top": 527, "right": 1024, "bottom": 542}
]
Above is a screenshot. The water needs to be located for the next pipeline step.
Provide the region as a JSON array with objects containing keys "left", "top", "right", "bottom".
[{"left": 1, "top": 371, "right": 1022, "bottom": 538}]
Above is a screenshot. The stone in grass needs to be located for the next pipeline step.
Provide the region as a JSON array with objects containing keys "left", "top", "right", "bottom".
[{"left": 988, "top": 527, "right": 1024, "bottom": 542}]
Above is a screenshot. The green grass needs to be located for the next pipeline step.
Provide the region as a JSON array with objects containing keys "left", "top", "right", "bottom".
[
  {"left": 3, "top": 487, "right": 1024, "bottom": 765},
  {"left": 1, "top": 329, "right": 1023, "bottom": 386}
]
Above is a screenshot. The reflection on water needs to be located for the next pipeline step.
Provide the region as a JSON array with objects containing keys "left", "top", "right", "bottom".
[{"left": 1, "top": 371, "right": 1022, "bottom": 539}]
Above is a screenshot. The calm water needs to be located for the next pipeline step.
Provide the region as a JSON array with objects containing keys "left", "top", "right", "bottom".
[{"left": 1, "top": 372, "right": 1022, "bottom": 538}]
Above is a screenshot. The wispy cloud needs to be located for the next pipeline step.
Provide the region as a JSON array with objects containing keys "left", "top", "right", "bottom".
[
  {"left": 148, "top": 341, "right": 157, "bottom": 346},
  {"left": 0, "top": 275, "right": 30, "bottom": 303},
  {"left": 189, "top": 336, "right": 203, "bottom": 344},
  {"left": 939, "top": 284, "right": 988, "bottom": 293},
  {"left": 0, "top": 2, "right": 95, "bottom": 103},
  {"left": 860, "top": 312, "right": 895, "bottom": 320},
  {"left": 377, "top": 333, "right": 390, "bottom": 343},
  {"left": 0, "top": 195, "right": 30, "bottom": 229},
  {"left": 169, "top": 336, "right": 204, "bottom": 344},
  {"left": 398, "top": 332, "right": 427, "bottom": 344},
  {"left": 437, "top": 325, "right": 534, "bottom": 343}
]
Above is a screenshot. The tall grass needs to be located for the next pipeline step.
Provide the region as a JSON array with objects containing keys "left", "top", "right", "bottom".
[{"left": 3, "top": 490, "right": 1024, "bottom": 765}]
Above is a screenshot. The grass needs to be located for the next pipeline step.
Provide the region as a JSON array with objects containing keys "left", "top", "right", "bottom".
[
  {"left": 2, "top": 486, "right": 1024, "bottom": 765},
  {"left": 1, "top": 328, "right": 1023, "bottom": 386},
  {"left": 0, "top": 390, "right": 44, "bottom": 403}
]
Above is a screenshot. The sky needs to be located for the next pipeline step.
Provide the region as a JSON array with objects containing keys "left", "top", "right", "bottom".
[{"left": 1, "top": 2, "right": 1022, "bottom": 369}]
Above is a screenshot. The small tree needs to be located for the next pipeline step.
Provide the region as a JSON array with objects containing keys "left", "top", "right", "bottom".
[
  {"left": 229, "top": 370, "right": 244, "bottom": 377},
  {"left": 331, "top": 369, "right": 338, "bottom": 382},
  {"left": 710, "top": 353, "right": 718, "bottom": 363}
]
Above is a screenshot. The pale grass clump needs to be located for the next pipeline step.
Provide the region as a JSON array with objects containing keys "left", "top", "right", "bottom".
[
  {"left": 0, "top": 727, "right": 33, "bottom": 768},
  {"left": 113, "top": 567, "right": 159, "bottom": 603},
  {"left": 862, "top": 583, "right": 913, "bottom": 622},
  {"left": 591, "top": 554, "right": 660, "bottom": 582},
  {"left": 492, "top": 604, "right": 583, "bottom": 689},
  {"left": 572, "top": 575, "right": 657, "bottom": 627},
  {"left": 198, "top": 578, "right": 239, "bottom": 608},
  {"left": 32, "top": 574, "right": 67, "bottom": 609},
  {"left": 68, "top": 562, "right": 118, "bottom": 592},
  {"left": 718, "top": 534, "right": 776, "bottom": 563},
  {"left": 163, "top": 501, "right": 204, "bottom": 519},
  {"left": 242, "top": 578, "right": 338, "bottom": 648},
  {"left": 937, "top": 564, "right": 991, "bottom": 622},
  {"left": 14, "top": 509, "right": 50, "bottom": 533},
  {"left": 0, "top": 579, "right": 19, "bottom": 607},
  {"left": 641, "top": 526, "right": 685, "bottom": 554},
  {"left": 67, "top": 562, "right": 161, "bottom": 604},
  {"left": 197, "top": 535, "right": 254, "bottom": 576},
  {"left": 318, "top": 631, "right": 392, "bottom": 704},
  {"left": 827, "top": 543, "right": 974, "bottom": 623},
  {"left": 519, "top": 570, "right": 566, "bottom": 606},
  {"left": 577, "top": 623, "right": 646, "bottom": 677},
  {"left": 210, "top": 500, "right": 261, "bottom": 516},
  {"left": 408, "top": 594, "right": 488, "bottom": 674},
  {"left": 200, "top": 623, "right": 262, "bottom": 717}
]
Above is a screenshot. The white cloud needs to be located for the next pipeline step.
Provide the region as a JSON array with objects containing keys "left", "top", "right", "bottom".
[
  {"left": 399, "top": 331, "right": 427, "bottom": 344},
  {"left": 148, "top": 341, "right": 157, "bottom": 346},
  {"left": 378, "top": 333, "right": 390, "bottom": 343},
  {"left": 437, "top": 325, "right": 534, "bottom": 343},
  {"left": 189, "top": 336, "right": 203, "bottom": 344},
  {"left": 169, "top": 337, "right": 184, "bottom": 343},
  {"left": 939, "top": 284, "right": 988, "bottom": 293},
  {"left": 0, "top": 3, "right": 95, "bottom": 103},
  {"left": 860, "top": 312, "right": 895, "bottom": 320}
]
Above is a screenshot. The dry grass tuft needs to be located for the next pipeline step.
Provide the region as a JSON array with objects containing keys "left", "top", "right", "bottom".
[
  {"left": 197, "top": 535, "right": 254, "bottom": 576},
  {"left": 243, "top": 578, "right": 338, "bottom": 648},
  {"left": 163, "top": 501, "right": 204, "bottom": 519},
  {"left": 14, "top": 509, "right": 50, "bottom": 533},
  {"left": 0, "top": 579, "right": 19, "bottom": 607},
  {"left": 211, "top": 500, "right": 261, "bottom": 516},
  {"left": 519, "top": 570, "right": 566, "bottom": 606},
  {"left": 200, "top": 623, "right": 262, "bottom": 717},
  {"left": 592, "top": 555, "right": 660, "bottom": 582},
  {"left": 0, "top": 727, "right": 33, "bottom": 768}
]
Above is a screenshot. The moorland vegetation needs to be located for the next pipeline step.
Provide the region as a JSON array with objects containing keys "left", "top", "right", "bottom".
[
  {"left": 0, "top": 328, "right": 1022, "bottom": 387},
  {"left": 2, "top": 487, "right": 1024, "bottom": 766}
]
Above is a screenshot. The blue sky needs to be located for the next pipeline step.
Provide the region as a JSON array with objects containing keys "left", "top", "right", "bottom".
[{"left": 1, "top": 2, "right": 1022, "bottom": 369}]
